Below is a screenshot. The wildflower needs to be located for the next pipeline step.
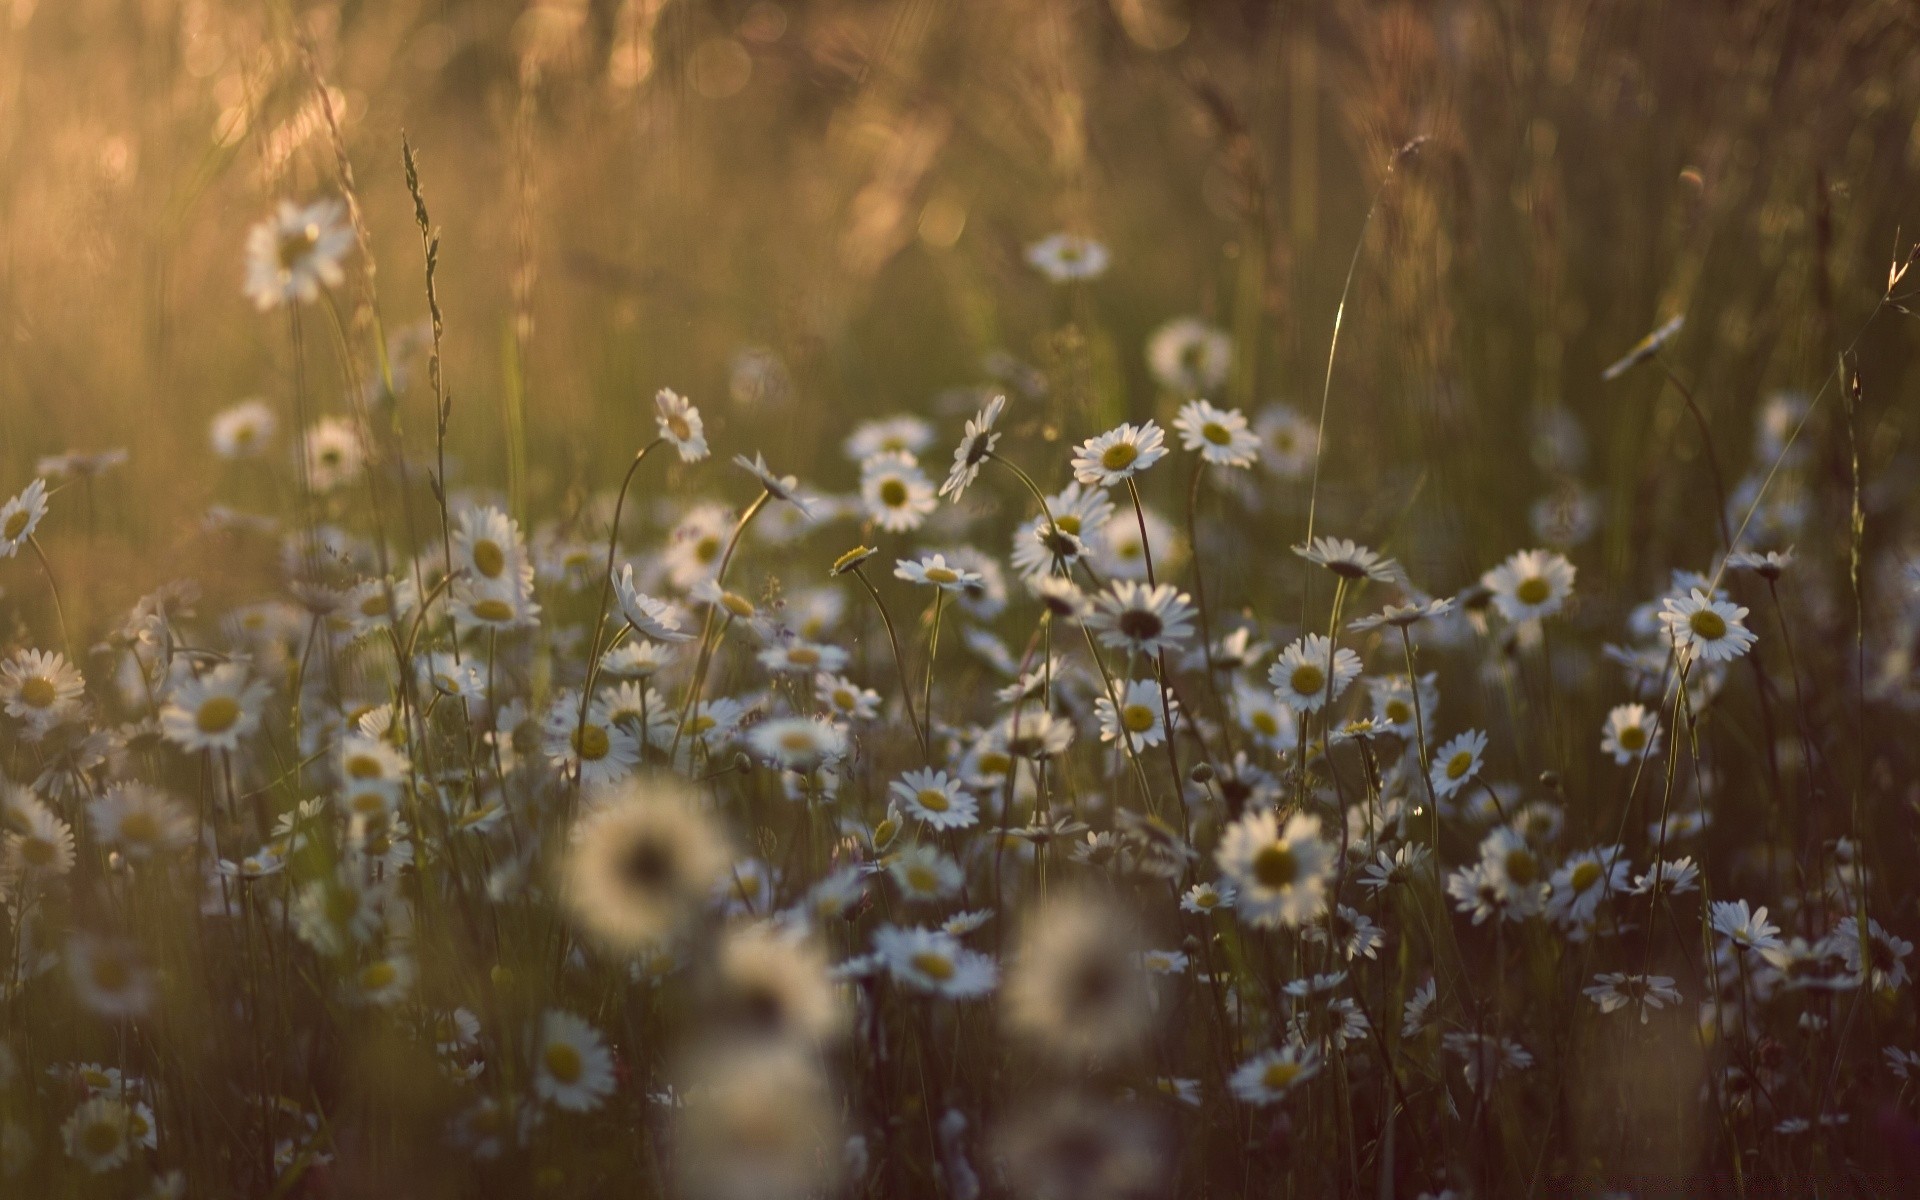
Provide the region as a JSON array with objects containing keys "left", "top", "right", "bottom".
[
  {"left": 1600, "top": 703, "right": 1662, "bottom": 764},
  {"left": 1031, "top": 574, "right": 1091, "bottom": 619},
  {"left": 1294, "top": 536, "right": 1397, "bottom": 583},
  {"left": 1402, "top": 979, "right": 1439, "bottom": 1037},
  {"left": 210, "top": 399, "right": 277, "bottom": 458},
  {"left": 0, "top": 648, "right": 85, "bottom": 735},
  {"left": 1180, "top": 880, "right": 1236, "bottom": 914},
  {"left": 67, "top": 937, "right": 156, "bottom": 1018},
  {"left": 1072, "top": 421, "right": 1168, "bottom": 487},
  {"left": 1148, "top": 317, "right": 1232, "bottom": 393},
  {"left": 937, "top": 394, "right": 1006, "bottom": 500},
  {"left": 872, "top": 925, "right": 997, "bottom": 998},
  {"left": 889, "top": 769, "right": 978, "bottom": 830},
  {"left": 0, "top": 476, "right": 48, "bottom": 561},
  {"left": 844, "top": 415, "right": 933, "bottom": 462},
  {"left": 1710, "top": 899, "right": 1782, "bottom": 954},
  {"left": 1482, "top": 549, "right": 1576, "bottom": 622},
  {"left": 560, "top": 777, "right": 732, "bottom": 952},
  {"left": 1268, "top": 634, "right": 1362, "bottom": 712},
  {"left": 1659, "top": 589, "right": 1758, "bottom": 662},
  {"left": 88, "top": 784, "right": 194, "bottom": 861},
  {"left": 996, "top": 1095, "right": 1170, "bottom": 1200},
  {"left": 1829, "top": 918, "right": 1913, "bottom": 992},
  {"left": 543, "top": 698, "right": 639, "bottom": 787},
  {"left": 1172, "top": 399, "right": 1260, "bottom": 467},
  {"left": 1303, "top": 905, "right": 1386, "bottom": 960},
  {"left": 652, "top": 388, "right": 709, "bottom": 461},
  {"left": 534, "top": 1010, "right": 616, "bottom": 1112},
  {"left": 1463, "top": 829, "right": 1549, "bottom": 921},
  {"left": 244, "top": 198, "right": 353, "bottom": 309},
  {"left": 748, "top": 718, "right": 847, "bottom": 771},
  {"left": 1085, "top": 581, "right": 1196, "bottom": 656},
  {"left": 858, "top": 451, "right": 937, "bottom": 532},
  {"left": 1584, "top": 973, "right": 1682, "bottom": 1022},
  {"left": 3, "top": 798, "right": 75, "bottom": 880},
  {"left": 352, "top": 955, "right": 416, "bottom": 1007},
  {"left": 1547, "top": 846, "right": 1630, "bottom": 925},
  {"left": 757, "top": 638, "right": 848, "bottom": 676},
  {"left": 303, "top": 417, "right": 365, "bottom": 493},
  {"left": 732, "top": 452, "right": 814, "bottom": 516},
  {"left": 815, "top": 673, "right": 881, "bottom": 722},
  {"left": 1255, "top": 404, "right": 1318, "bottom": 479},
  {"left": 893, "top": 553, "right": 982, "bottom": 592},
  {"left": 1230, "top": 1044, "right": 1320, "bottom": 1105},
  {"left": 612, "top": 567, "right": 695, "bottom": 641},
  {"left": 1359, "top": 844, "right": 1432, "bottom": 892},
  {"left": 1443, "top": 1031, "right": 1534, "bottom": 1088},
  {"left": 1629, "top": 856, "right": 1700, "bottom": 897},
  {"left": 714, "top": 925, "right": 847, "bottom": 1044},
  {"left": 1095, "top": 678, "right": 1178, "bottom": 747},
  {"left": 62, "top": 1095, "right": 136, "bottom": 1173},
  {"left": 888, "top": 845, "right": 964, "bottom": 903},
  {"left": 1025, "top": 232, "right": 1110, "bottom": 281},
  {"left": 159, "top": 664, "right": 268, "bottom": 754},
  {"left": 1727, "top": 546, "right": 1795, "bottom": 581},
  {"left": 1429, "top": 729, "right": 1489, "bottom": 800},
  {"left": 672, "top": 1044, "right": 844, "bottom": 1200},
  {"left": 1600, "top": 313, "right": 1685, "bottom": 380},
  {"left": 1003, "top": 894, "right": 1155, "bottom": 1063},
  {"left": 1216, "top": 810, "right": 1334, "bottom": 929},
  {"left": 1349, "top": 596, "right": 1455, "bottom": 632}
]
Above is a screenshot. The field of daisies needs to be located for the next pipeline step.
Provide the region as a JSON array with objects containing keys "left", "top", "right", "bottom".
[{"left": 6, "top": 3, "right": 1920, "bottom": 1198}]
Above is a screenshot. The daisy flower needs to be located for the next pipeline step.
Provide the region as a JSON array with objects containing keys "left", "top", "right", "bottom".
[
  {"left": 0, "top": 648, "right": 85, "bottom": 734},
  {"left": 1268, "top": 634, "right": 1362, "bottom": 712},
  {"left": 0, "top": 478, "right": 49, "bottom": 558},
  {"left": 1349, "top": 596, "right": 1455, "bottom": 632},
  {"left": 1294, "top": 536, "right": 1397, "bottom": 583},
  {"left": 1546, "top": 845, "right": 1629, "bottom": 925},
  {"left": 1727, "top": 546, "right": 1795, "bottom": 581},
  {"left": 1358, "top": 844, "right": 1432, "bottom": 893},
  {"left": 1031, "top": 575, "right": 1091, "bottom": 619},
  {"left": 1148, "top": 317, "right": 1232, "bottom": 393},
  {"left": 560, "top": 777, "right": 732, "bottom": 952},
  {"left": 816, "top": 673, "right": 881, "bottom": 722},
  {"left": 210, "top": 399, "right": 277, "bottom": 458},
  {"left": 1071, "top": 421, "right": 1168, "bottom": 487},
  {"left": 1600, "top": 703, "right": 1662, "bottom": 764},
  {"left": 844, "top": 415, "right": 934, "bottom": 462},
  {"left": 62, "top": 1094, "right": 137, "bottom": 1173},
  {"left": 888, "top": 845, "right": 965, "bottom": 903},
  {"left": 67, "top": 936, "right": 156, "bottom": 1018},
  {"left": 1094, "top": 678, "right": 1178, "bottom": 747},
  {"left": 303, "top": 417, "right": 365, "bottom": 493},
  {"left": 1428, "top": 729, "right": 1488, "bottom": 800},
  {"left": 1003, "top": 894, "right": 1153, "bottom": 1063},
  {"left": 159, "top": 664, "right": 268, "bottom": 754},
  {"left": 748, "top": 718, "right": 847, "bottom": 771},
  {"left": 88, "top": 784, "right": 194, "bottom": 861},
  {"left": 543, "top": 699, "right": 639, "bottom": 787},
  {"left": 1659, "top": 589, "right": 1758, "bottom": 662},
  {"left": 938, "top": 394, "right": 1006, "bottom": 500},
  {"left": 534, "top": 1010, "right": 616, "bottom": 1112},
  {"left": 1629, "top": 856, "right": 1700, "bottom": 897},
  {"left": 873, "top": 925, "right": 997, "bottom": 998},
  {"left": 652, "top": 388, "right": 709, "bottom": 461},
  {"left": 714, "top": 925, "right": 847, "bottom": 1043},
  {"left": 1172, "top": 399, "right": 1259, "bottom": 467},
  {"left": 3, "top": 799, "right": 75, "bottom": 880},
  {"left": 1710, "top": 899, "right": 1782, "bottom": 954},
  {"left": 244, "top": 198, "right": 353, "bottom": 309},
  {"left": 1255, "top": 404, "right": 1318, "bottom": 480},
  {"left": 1583, "top": 973, "right": 1682, "bottom": 1023},
  {"left": 1084, "top": 581, "right": 1196, "bottom": 656},
  {"left": 612, "top": 567, "right": 695, "bottom": 642},
  {"left": 1025, "top": 232, "right": 1110, "bottom": 282},
  {"left": 859, "top": 451, "right": 937, "bottom": 532},
  {"left": 732, "top": 452, "right": 814, "bottom": 516},
  {"left": 889, "top": 769, "right": 978, "bottom": 830},
  {"left": 1829, "top": 918, "right": 1913, "bottom": 992},
  {"left": 1180, "top": 880, "right": 1237, "bottom": 914},
  {"left": 1482, "top": 549, "right": 1576, "bottom": 622},
  {"left": 1229, "top": 1044, "right": 1320, "bottom": 1105},
  {"left": 894, "top": 553, "right": 982, "bottom": 592},
  {"left": 1215, "top": 810, "right": 1334, "bottom": 929}
]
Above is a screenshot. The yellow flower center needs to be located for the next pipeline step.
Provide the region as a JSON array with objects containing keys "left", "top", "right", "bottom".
[
  {"left": 1515, "top": 577, "right": 1551, "bottom": 606},
  {"left": 666, "top": 413, "right": 693, "bottom": 441},
  {"left": 879, "top": 479, "right": 909, "bottom": 507},
  {"left": 471, "top": 599, "right": 514, "bottom": 622},
  {"left": 22, "top": 836, "right": 56, "bottom": 866},
  {"left": 721, "top": 591, "right": 756, "bottom": 617},
  {"left": 346, "top": 754, "right": 384, "bottom": 779},
  {"left": 1121, "top": 704, "right": 1157, "bottom": 733},
  {"left": 911, "top": 951, "right": 955, "bottom": 981},
  {"left": 1385, "top": 699, "right": 1411, "bottom": 724},
  {"left": 19, "top": 676, "right": 56, "bottom": 708},
  {"left": 905, "top": 864, "right": 940, "bottom": 893},
  {"left": 1262, "top": 1060, "right": 1303, "bottom": 1090},
  {"left": 360, "top": 961, "right": 399, "bottom": 991},
  {"left": 4, "top": 511, "right": 29, "bottom": 540},
  {"left": 1202, "top": 422, "right": 1231, "bottom": 446},
  {"left": 925, "top": 566, "right": 959, "bottom": 585},
  {"left": 1289, "top": 664, "right": 1325, "bottom": 696},
  {"left": 543, "top": 1042, "right": 583, "bottom": 1084},
  {"left": 916, "top": 788, "right": 950, "bottom": 813},
  {"left": 1100, "top": 442, "right": 1139, "bottom": 472},
  {"left": 573, "top": 725, "right": 611, "bottom": 761},
  {"left": 1445, "top": 750, "right": 1474, "bottom": 780},
  {"left": 787, "top": 646, "right": 820, "bottom": 667},
  {"left": 1570, "top": 861, "right": 1603, "bottom": 893},
  {"left": 81, "top": 1119, "right": 123, "bottom": 1157},
  {"left": 1251, "top": 710, "right": 1279, "bottom": 736},
  {"left": 1618, "top": 725, "right": 1647, "bottom": 751},
  {"left": 1688, "top": 609, "right": 1727, "bottom": 640},
  {"left": 91, "top": 954, "right": 132, "bottom": 992},
  {"left": 1505, "top": 849, "right": 1538, "bottom": 886},
  {"left": 276, "top": 224, "right": 320, "bottom": 270},
  {"left": 118, "top": 811, "right": 159, "bottom": 845},
  {"left": 472, "top": 540, "right": 506, "bottom": 579},
  {"left": 196, "top": 696, "right": 241, "bottom": 734},
  {"left": 1252, "top": 844, "right": 1298, "bottom": 888}
]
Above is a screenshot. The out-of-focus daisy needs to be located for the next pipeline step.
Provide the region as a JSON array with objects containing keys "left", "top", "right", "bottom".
[
  {"left": 1085, "top": 581, "right": 1196, "bottom": 656},
  {"left": 613, "top": 567, "right": 695, "bottom": 642},
  {"left": 1148, "top": 317, "right": 1232, "bottom": 393},
  {"left": 1600, "top": 703, "right": 1662, "bottom": 764},
  {"left": 873, "top": 925, "right": 997, "bottom": 998},
  {"left": 210, "top": 399, "right": 277, "bottom": 459},
  {"left": 67, "top": 936, "right": 155, "bottom": 1018},
  {"left": 1295, "top": 537, "right": 1397, "bottom": 583},
  {"left": 732, "top": 452, "right": 814, "bottom": 516},
  {"left": 1600, "top": 313, "right": 1685, "bottom": 381},
  {"left": 1229, "top": 1044, "right": 1320, "bottom": 1105},
  {"left": 1, "top": 648, "right": 85, "bottom": 735},
  {"left": 62, "top": 1094, "right": 137, "bottom": 1173},
  {"left": 1180, "top": 880, "right": 1236, "bottom": 914},
  {"left": 1003, "top": 894, "right": 1154, "bottom": 1063},
  {"left": 1255, "top": 404, "right": 1318, "bottom": 480},
  {"left": 304, "top": 417, "right": 365, "bottom": 493},
  {"left": 714, "top": 924, "right": 848, "bottom": 1044},
  {"left": 533, "top": 1009, "right": 616, "bottom": 1112},
  {"left": 816, "top": 673, "right": 881, "bottom": 723},
  {"left": 1072, "top": 421, "right": 1167, "bottom": 488},
  {"left": 1172, "top": 399, "right": 1259, "bottom": 467},
  {"left": 1547, "top": 845, "right": 1629, "bottom": 926},
  {"left": 0, "top": 479, "right": 50, "bottom": 558},
  {"left": 245, "top": 198, "right": 353, "bottom": 309},
  {"left": 352, "top": 954, "right": 416, "bottom": 1007},
  {"left": 560, "top": 777, "right": 731, "bottom": 952},
  {"left": 1727, "top": 546, "right": 1795, "bottom": 581},
  {"left": 859, "top": 451, "right": 937, "bottom": 533},
  {"left": 1583, "top": 973, "right": 1681, "bottom": 1023},
  {"left": 3, "top": 798, "right": 75, "bottom": 880},
  {"left": 1711, "top": 899, "right": 1782, "bottom": 954},
  {"left": 1026, "top": 232, "right": 1110, "bottom": 282},
  {"left": 1829, "top": 917, "right": 1913, "bottom": 992},
  {"left": 888, "top": 845, "right": 964, "bottom": 903},
  {"left": 893, "top": 553, "right": 982, "bottom": 592},
  {"left": 1358, "top": 844, "right": 1432, "bottom": 893},
  {"left": 1095, "top": 678, "right": 1177, "bottom": 747},
  {"left": 1659, "top": 589, "right": 1757, "bottom": 662},
  {"left": 889, "top": 769, "right": 978, "bottom": 830},
  {"left": 159, "top": 664, "right": 268, "bottom": 754},
  {"left": 653, "top": 388, "right": 709, "bottom": 462},
  {"left": 88, "top": 784, "right": 194, "bottom": 861},
  {"left": 1268, "top": 635, "right": 1361, "bottom": 712},
  {"left": 671, "top": 1043, "right": 844, "bottom": 1200},
  {"left": 1482, "top": 549, "right": 1576, "bottom": 623},
  {"left": 938, "top": 394, "right": 1006, "bottom": 500},
  {"left": 1429, "top": 729, "right": 1488, "bottom": 800},
  {"left": 748, "top": 718, "right": 847, "bottom": 771},
  {"left": 1216, "top": 810, "right": 1334, "bottom": 929},
  {"left": 844, "top": 415, "right": 934, "bottom": 462}
]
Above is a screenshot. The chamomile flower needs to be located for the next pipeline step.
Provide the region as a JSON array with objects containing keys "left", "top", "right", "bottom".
[
  {"left": 210, "top": 399, "right": 277, "bottom": 458},
  {"left": 1829, "top": 917, "right": 1913, "bottom": 992},
  {"left": 62, "top": 1095, "right": 137, "bottom": 1172},
  {"left": 1071, "top": 421, "right": 1168, "bottom": 487},
  {"left": 1255, "top": 404, "right": 1318, "bottom": 479},
  {"left": 1003, "top": 894, "right": 1154, "bottom": 1063},
  {"left": 1350, "top": 597, "right": 1456, "bottom": 632},
  {"left": 1629, "top": 856, "right": 1700, "bottom": 897},
  {"left": 888, "top": 845, "right": 964, "bottom": 903},
  {"left": 938, "top": 394, "right": 1006, "bottom": 500},
  {"left": 873, "top": 925, "right": 997, "bottom": 998},
  {"left": 1180, "top": 880, "right": 1237, "bottom": 914},
  {"left": 303, "top": 417, "right": 365, "bottom": 493},
  {"left": 534, "top": 1010, "right": 616, "bottom": 1112},
  {"left": 1600, "top": 703, "right": 1662, "bottom": 764},
  {"left": 1172, "top": 399, "right": 1259, "bottom": 467},
  {"left": 1085, "top": 581, "right": 1196, "bottom": 656},
  {"left": 1428, "top": 729, "right": 1488, "bottom": 800},
  {"left": 1710, "top": 900, "right": 1782, "bottom": 954},
  {"left": 561, "top": 777, "right": 732, "bottom": 952},
  {"left": 1294, "top": 537, "right": 1397, "bottom": 583},
  {"left": 0, "top": 478, "right": 50, "bottom": 558},
  {"left": 88, "top": 784, "right": 194, "bottom": 861},
  {"left": 244, "top": 198, "right": 353, "bottom": 309},
  {"left": 894, "top": 553, "right": 982, "bottom": 592},
  {"left": 159, "top": 664, "right": 268, "bottom": 754},
  {"left": 815, "top": 673, "right": 881, "bottom": 722},
  {"left": 1026, "top": 232, "right": 1110, "bottom": 281},
  {"left": 67, "top": 937, "right": 156, "bottom": 1018},
  {"left": 1268, "top": 635, "right": 1362, "bottom": 712},
  {"left": 844, "top": 415, "right": 934, "bottom": 462},
  {"left": 1229, "top": 1045, "right": 1320, "bottom": 1105},
  {"left": 1482, "top": 549, "right": 1576, "bottom": 622},
  {"left": 1215, "top": 810, "right": 1334, "bottom": 929},
  {"left": 1148, "top": 317, "right": 1233, "bottom": 393},
  {"left": 1094, "top": 678, "right": 1178, "bottom": 747},
  {"left": 612, "top": 567, "right": 695, "bottom": 642},
  {"left": 1659, "top": 589, "right": 1757, "bottom": 662},
  {"left": 544, "top": 699, "right": 639, "bottom": 787},
  {"left": 1547, "top": 846, "right": 1630, "bottom": 926},
  {"left": 1, "top": 649, "right": 85, "bottom": 735},
  {"left": 733, "top": 452, "right": 814, "bottom": 517},
  {"left": 1583, "top": 973, "right": 1681, "bottom": 1023},
  {"left": 889, "top": 769, "right": 978, "bottom": 830},
  {"left": 748, "top": 718, "right": 847, "bottom": 771},
  {"left": 1727, "top": 546, "right": 1795, "bottom": 581},
  {"left": 652, "top": 388, "right": 709, "bottom": 461},
  {"left": 3, "top": 799, "right": 75, "bottom": 880},
  {"left": 859, "top": 452, "right": 937, "bottom": 532}
]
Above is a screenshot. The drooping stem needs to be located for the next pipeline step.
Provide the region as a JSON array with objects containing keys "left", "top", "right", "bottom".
[
  {"left": 27, "top": 535, "right": 72, "bottom": 660},
  {"left": 671, "top": 490, "right": 772, "bottom": 761},
  {"left": 849, "top": 565, "right": 929, "bottom": 759},
  {"left": 921, "top": 588, "right": 946, "bottom": 750},
  {"left": 574, "top": 438, "right": 667, "bottom": 782}
]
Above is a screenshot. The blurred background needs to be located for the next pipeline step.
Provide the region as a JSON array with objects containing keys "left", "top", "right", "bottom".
[{"left": 1, "top": 0, "right": 1918, "bottom": 628}]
